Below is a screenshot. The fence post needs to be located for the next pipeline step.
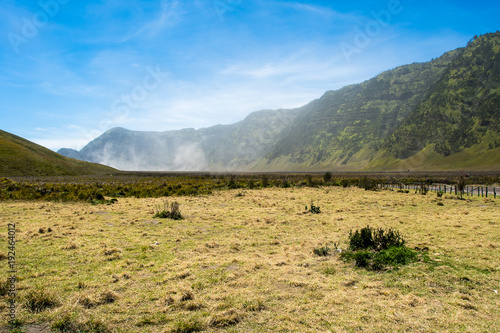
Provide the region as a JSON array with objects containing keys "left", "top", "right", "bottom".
[{"left": 486, "top": 187, "right": 488, "bottom": 198}]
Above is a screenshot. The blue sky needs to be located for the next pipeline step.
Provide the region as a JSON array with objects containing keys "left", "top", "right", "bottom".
[{"left": 1, "top": 0, "right": 499, "bottom": 150}]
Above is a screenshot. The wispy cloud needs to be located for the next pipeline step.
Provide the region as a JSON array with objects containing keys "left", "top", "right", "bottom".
[{"left": 120, "top": 0, "right": 183, "bottom": 42}]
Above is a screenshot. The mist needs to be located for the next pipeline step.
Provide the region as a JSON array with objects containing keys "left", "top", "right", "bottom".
[{"left": 67, "top": 108, "right": 298, "bottom": 172}]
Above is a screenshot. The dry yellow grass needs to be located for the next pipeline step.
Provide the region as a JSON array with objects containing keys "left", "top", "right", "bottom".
[{"left": 1, "top": 186, "right": 499, "bottom": 332}]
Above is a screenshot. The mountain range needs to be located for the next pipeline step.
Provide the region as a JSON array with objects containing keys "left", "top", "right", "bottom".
[{"left": 59, "top": 32, "right": 500, "bottom": 172}]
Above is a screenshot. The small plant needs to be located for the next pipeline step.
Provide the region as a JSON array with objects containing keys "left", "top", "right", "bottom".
[
  {"left": 154, "top": 200, "right": 183, "bottom": 220},
  {"left": 313, "top": 245, "right": 330, "bottom": 256},
  {"left": 437, "top": 190, "right": 444, "bottom": 198},
  {"left": 305, "top": 200, "right": 321, "bottom": 214}
]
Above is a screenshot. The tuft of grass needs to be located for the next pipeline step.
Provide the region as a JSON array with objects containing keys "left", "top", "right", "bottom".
[
  {"left": 78, "top": 293, "right": 97, "bottom": 309},
  {"left": 207, "top": 309, "right": 243, "bottom": 328},
  {"left": 313, "top": 245, "right": 330, "bottom": 256},
  {"left": 24, "top": 287, "right": 60, "bottom": 313},
  {"left": 0, "top": 279, "right": 9, "bottom": 296},
  {"left": 242, "top": 299, "right": 266, "bottom": 312},
  {"left": 171, "top": 315, "right": 205, "bottom": 333},
  {"left": 154, "top": 200, "right": 183, "bottom": 220},
  {"left": 99, "top": 290, "right": 119, "bottom": 304},
  {"left": 52, "top": 313, "right": 111, "bottom": 333}
]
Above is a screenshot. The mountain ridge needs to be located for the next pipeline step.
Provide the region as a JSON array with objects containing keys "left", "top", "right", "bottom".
[{"left": 59, "top": 32, "right": 500, "bottom": 172}]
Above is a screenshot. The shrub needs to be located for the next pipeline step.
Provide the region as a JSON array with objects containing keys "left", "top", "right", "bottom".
[
  {"left": 341, "top": 226, "right": 416, "bottom": 271},
  {"left": 340, "top": 179, "right": 350, "bottom": 188},
  {"left": 437, "top": 190, "right": 444, "bottom": 198},
  {"left": 261, "top": 175, "right": 269, "bottom": 188},
  {"left": 352, "top": 250, "right": 372, "bottom": 268},
  {"left": 360, "top": 177, "right": 378, "bottom": 191},
  {"left": 306, "top": 175, "right": 315, "bottom": 187},
  {"left": 348, "top": 226, "right": 404, "bottom": 251},
  {"left": 373, "top": 246, "right": 417, "bottom": 267},
  {"left": 227, "top": 175, "right": 240, "bottom": 189},
  {"left": 457, "top": 175, "right": 466, "bottom": 199},
  {"left": 323, "top": 172, "right": 332, "bottom": 183}
]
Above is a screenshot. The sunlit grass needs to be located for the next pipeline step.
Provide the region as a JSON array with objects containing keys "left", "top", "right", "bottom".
[{"left": 1, "top": 184, "right": 499, "bottom": 332}]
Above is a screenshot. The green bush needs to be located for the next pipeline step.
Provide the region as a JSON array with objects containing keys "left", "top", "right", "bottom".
[
  {"left": 348, "top": 226, "right": 404, "bottom": 251},
  {"left": 323, "top": 172, "right": 332, "bottom": 183},
  {"left": 373, "top": 246, "right": 417, "bottom": 267},
  {"left": 341, "top": 226, "right": 416, "bottom": 271},
  {"left": 352, "top": 251, "right": 372, "bottom": 268}
]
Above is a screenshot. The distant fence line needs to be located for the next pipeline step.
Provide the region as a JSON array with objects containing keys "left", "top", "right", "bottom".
[{"left": 379, "top": 183, "right": 498, "bottom": 199}]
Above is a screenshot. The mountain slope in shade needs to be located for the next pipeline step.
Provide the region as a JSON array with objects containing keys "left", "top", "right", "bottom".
[{"left": 0, "top": 130, "right": 116, "bottom": 176}]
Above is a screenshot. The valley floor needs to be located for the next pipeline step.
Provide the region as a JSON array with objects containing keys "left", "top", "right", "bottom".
[{"left": 1, "top": 186, "right": 499, "bottom": 332}]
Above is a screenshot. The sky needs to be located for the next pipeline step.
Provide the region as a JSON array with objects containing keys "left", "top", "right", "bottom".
[{"left": 1, "top": 0, "right": 499, "bottom": 151}]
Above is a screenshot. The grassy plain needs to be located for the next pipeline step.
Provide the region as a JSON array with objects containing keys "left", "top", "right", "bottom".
[{"left": 1, "top": 185, "right": 499, "bottom": 332}]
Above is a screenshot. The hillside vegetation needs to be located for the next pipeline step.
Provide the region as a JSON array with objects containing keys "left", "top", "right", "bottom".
[{"left": 0, "top": 130, "right": 116, "bottom": 176}]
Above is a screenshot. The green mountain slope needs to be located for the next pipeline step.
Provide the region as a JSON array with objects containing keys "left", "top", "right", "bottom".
[
  {"left": 258, "top": 48, "right": 462, "bottom": 170},
  {"left": 369, "top": 32, "right": 500, "bottom": 170},
  {"left": 0, "top": 130, "right": 116, "bottom": 176}
]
